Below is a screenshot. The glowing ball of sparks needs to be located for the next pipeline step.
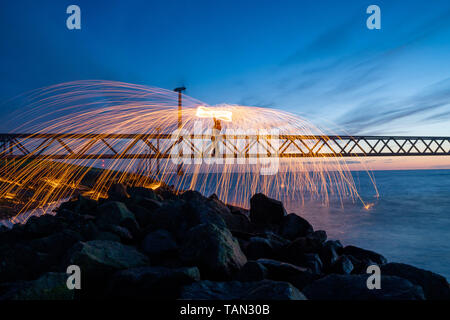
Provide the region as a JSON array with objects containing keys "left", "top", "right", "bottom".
[{"left": 196, "top": 106, "right": 232, "bottom": 122}]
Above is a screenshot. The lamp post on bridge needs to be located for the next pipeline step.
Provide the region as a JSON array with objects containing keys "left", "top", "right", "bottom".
[
  {"left": 173, "top": 87, "right": 186, "bottom": 176},
  {"left": 174, "top": 87, "right": 186, "bottom": 130}
]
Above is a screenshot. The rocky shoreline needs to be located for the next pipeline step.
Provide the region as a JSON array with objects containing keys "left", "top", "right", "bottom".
[{"left": 0, "top": 183, "right": 448, "bottom": 300}]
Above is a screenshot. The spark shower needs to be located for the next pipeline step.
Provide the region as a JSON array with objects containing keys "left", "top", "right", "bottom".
[{"left": 0, "top": 80, "right": 377, "bottom": 223}]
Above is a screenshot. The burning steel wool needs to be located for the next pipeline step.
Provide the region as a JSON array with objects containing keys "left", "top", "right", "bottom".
[{"left": 0, "top": 80, "right": 377, "bottom": 223}]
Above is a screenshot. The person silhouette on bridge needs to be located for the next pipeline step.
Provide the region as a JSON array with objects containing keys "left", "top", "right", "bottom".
[{"left": 211, "top": 117, "right": 222, "bottom": 158}]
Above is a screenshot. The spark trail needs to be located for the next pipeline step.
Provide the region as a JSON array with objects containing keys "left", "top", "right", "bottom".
[{"left": 0, "top": 80, "right": 378, "bottom": 223}]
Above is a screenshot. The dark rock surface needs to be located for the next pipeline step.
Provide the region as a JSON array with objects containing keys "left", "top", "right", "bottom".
[
  {"left": 250, "top": 193, "right": 286, "bottom": 225},
  {"left": 180, "top": 223, "right": 247, "bottom": 280},
  {"left": 237, "top": 261, "right": 268, "bottom": 282},
  {"left": 141, "top": 229, "right": 178, "bottom": 258},
  {"left": 303, "top": 274, "right": 425, "bottom": 300},
  {"left": 380, "top": 262, "right": 450, "bottom": 300},
  {"left": 180, "top": 280, "right": 307, "bottom": 300},
  {"left": 0, "top": 272, "right": 74, "bottom": 300},
  {"left": 278, "top": 213, "right": 313, "bottom": 239},
  {"left": 0, "top": 186, "right": 447, "bottom": 301},
  {"left": 66, "top": 240, "right": 149, "bottom": 277},
  {"left": 108, "top": 266, "right": 200, "bottom": 299},
  {"left": 343, "top": 245, "right": 387, "bottom": 265}
]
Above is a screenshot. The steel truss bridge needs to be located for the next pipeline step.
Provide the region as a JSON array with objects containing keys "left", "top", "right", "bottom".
[{"left": 0, "top": 133, "right": 449, "bottom": 160}]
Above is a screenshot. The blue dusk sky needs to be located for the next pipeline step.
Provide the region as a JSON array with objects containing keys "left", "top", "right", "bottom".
[{"left": 1, "top": 0, "right": 450, "bottom": 136}]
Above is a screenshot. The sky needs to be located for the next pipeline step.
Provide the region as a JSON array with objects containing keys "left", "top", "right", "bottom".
[{"left": 1, "top": 0, "right": 450, "bottom": 169}]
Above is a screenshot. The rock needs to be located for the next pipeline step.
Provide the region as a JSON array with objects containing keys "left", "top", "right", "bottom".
[
  {"left": 66, "top": 240, "right": 149, "bottom": 281},
  {"left": 227, "top": 203, "right": 249, "bottom": 217},
  {"left": 282, "top": 236, "right": 323, "bottom": 266},
  {"left": 347, "top": 255, "right": 375, "bottom": 274},
  {"left": 303, "top": 274, "right": 425, "bottom": 300},
  {"left": 303, "top": 253, "right": 323, "bottom": 274},
  {"left": 180, "top": 192, "right": 230, "bottom": 231},
  {"left": 180, "top": 280, "right": 307, "bottom": 300},
  {"left": 154, "top": 185, "right": 177, "bottom": 200},
  {"left": 127, "top": 186, "right": 158, "bottom": 201},
  {"left": 74, "top": 195, "right": 98, "bottom": 215},
  {"left": 278, "top": 213, "right": 313, "bottom": 240},
  {"left": 95, "top": 231, "right": 121, "bottom": 242},
  {"left": 257, "top": 259, "right": 308, "bottom": 277},
  {"left": 237, "top": 261, "right": 268, "bottom": 282},
  {"left": 24, "top": 215, "right": 65, "bottom": 238},
  {"left": 128, "top": 201, "right": 162, "bottom": 228},
  {"left": 141, "top": 199, "right": 185, "bottom": 234},
  {"left": 107, "top": 183, "right": 130, "bottom": 201},
  {"left": 180, "top": 224, "right": 247, "bottom": 280},
  {"left": 380, "top": 263, "right": 450, "bottom": 300},
  {"left": 147, "top": 197, "right": 227, "bottom": 240},
  {"left": 0, "top": 272, "right": 74, "bottom": 300},
  {"left": 319, "top": 241, "right": 341, "bottom": 270},
  {"left": 308, "top": 230, "right": 327, "bottom": 244},
  {"left": 256, "top": 258, "right": 318, "bottom": 290},
  {"left": 96, "top": 201, "right": 140, "bottom": 236},
  {"left": 141, "top": 229, "right": 178, "bottom": 258},
  {"left": 29, "top": 229, "right": 84, "bottom": 258},
  {"left": 0, "top": 244, "right": 55, "bottom": 283},
  {"left": 106, "top": 225, "right": 134, "bottom": 243},
  {"left": 331, "top": 255, "right": 354, "bottom": 274},
  {"left": 343, "top": 245, "right": 387, "bottom": 265},
  {"left": 244, "top": 237, "right": 277, "bottom": 260},
  {"left": 108, "top": 266, "right": 200, "bottom": 299},
  {"left": 207, "top": 194, "right": 252, "bottom": 233},
  {"left": 250, "top": 193, "right": 286, "bottom": 225}
]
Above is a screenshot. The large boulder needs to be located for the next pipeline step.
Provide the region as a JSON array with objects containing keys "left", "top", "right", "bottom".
[
  {"left": 282, "top": 236, "right": 323, "bottom": 266},
  {"left": 127, "top": 201, "right": 162, "bottom": 228},
  {"left": 319, "top": 241, "right": 342, "bottom": 271},
  {"left": 96, "top": 201, "right": 140, "bottom": 236},
  {"left": 343, "top": 245, "right": 387, "bottom": 265},
  {"left": 278, "top": 213, "right": 313, "bottom": 240},
  {"left": 180, "top": 280, "right": 307, "bottom": 300},
  {"left": 180, "top": 224, "right": 247, "bottom": 280},
  {"left": 29, "top": 229, "right": 84, "bottom": 258},
  {"left": 302, "top": 253, "right": 323, "bottom": 274},
  {"left": 208, "top": 194, "right": 252, "bottom": 233},
  {"left": 107, "top": 183, "right": 130, "bottom": 201},
  {"left": 65, "top": 240, "right": 149, "bottom": 298},
  {"left": 106, "top": 225, "right": 134, "bottom": 244},
  {"left": 250, "top": 193, "right": 286, "bottom": 225},
  {"left": 244, "top": 237, "right": 278, "bottom": 260},
  {"left": 308, "top": 230, "right": 327, "bottom": 244},
  {"left": 73, "top": 195, "right": 98, "bottom": 216},
  {"left": 331, "top": 255, "right": 354, "bottom": 275},
  {"left": 303, "top": 274, "right": 425, "bottom": 300},
  {"left": 0, "top": 272, "right": 74, "bottom": 300},
  {"left": 23, "top": 215, "right": 66, "bottom": 238},
  {"left": 0, "top": 243, "right": 54, "bottom": 283},
  {"left": 108, "top": 266, "right": 200, "bottom": 299},
  {"left": 66, "top": 240, "right": 149, "bottom": 279},
  {"left": 141, "top": 229, "right": 178, "bottom": 259},
  {"left": 256, "top": 258, "right": 318, "bottom": 290},
  {"left": 146, "top": 196, "right": 227, "bottom": 239},
  {"left": 127, "top": 186, "right": 158, "bottom": 201},
  {"left": 237, "top": 261, "right": 268, "bottom": 282},
  {"left": 380, "top": 263, "right": 450, "bottom": 300}
]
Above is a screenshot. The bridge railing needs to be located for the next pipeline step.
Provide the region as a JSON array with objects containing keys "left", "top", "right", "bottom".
[{"left": 0, "top": 133, "right": 449, "bottom": 159}]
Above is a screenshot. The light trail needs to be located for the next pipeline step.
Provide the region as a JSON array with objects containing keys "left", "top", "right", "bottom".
[{"left": 0, "top": 80, "right": 378, "bottom": 223}]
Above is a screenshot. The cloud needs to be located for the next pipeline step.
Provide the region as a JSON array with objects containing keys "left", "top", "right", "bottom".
[{"left": 338, "top": 78, "right": 450, "bottom": 134}]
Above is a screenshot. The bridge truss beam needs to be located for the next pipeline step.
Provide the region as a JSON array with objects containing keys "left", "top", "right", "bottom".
[{"left": 0, "top": 133, "right": 449, "bottom": 160}]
